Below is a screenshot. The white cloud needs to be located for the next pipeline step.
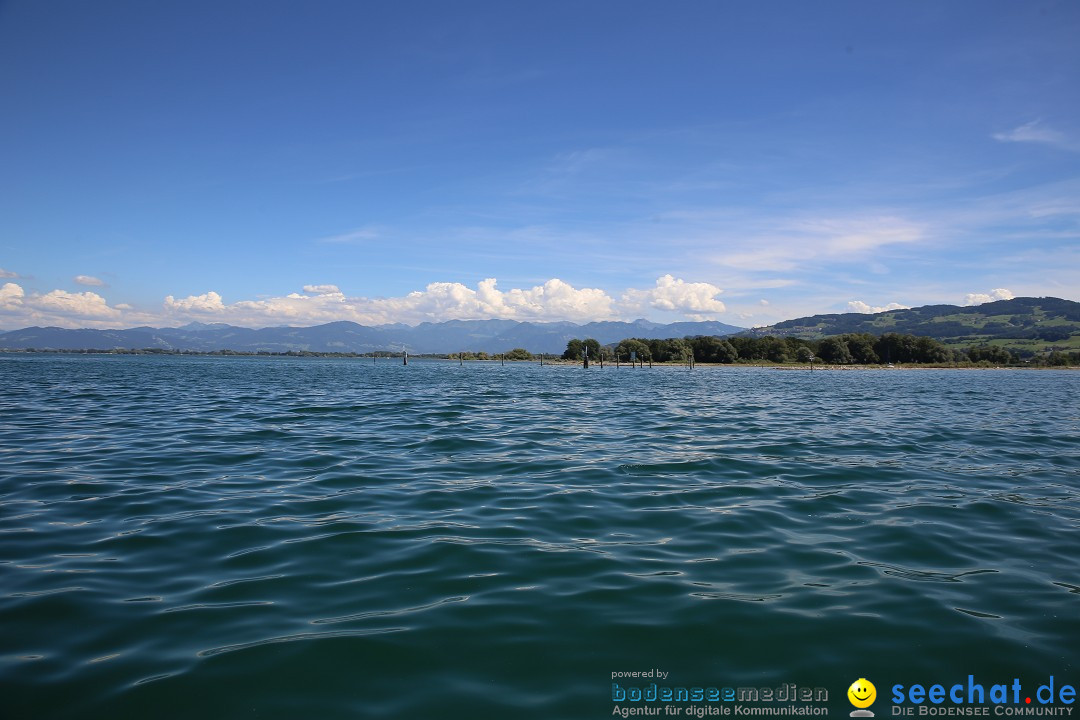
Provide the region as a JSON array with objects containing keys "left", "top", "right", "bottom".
[
  {"left": 367, "top": 277, "right": 615, "bottom": 324},
  {"left": 712, "top": 216, "right": 924, "bottom": 272},
  {"left": 0, "top": 282, "right": 25, "bottom": 309},
  {"left": 157, "top": 278, "right": 617, "bottom": 327},
  {"left": 303, "top": 284, "right": 342, "bottom": 295},
  {"left": 0, "top": 267, "right": 18, "bottom": 279},
  {"left": 0, "top": 282, "right": 155, "bottom": 328},
  {"left": 621, "top": 274, "right": 726, "bottom": 319},
  {"left": 963, "top": 288, "right": 1015, "bottom": 306},
  {"left": 807, "top": 217, "right": 925, "bottom": 255},
  {"left": 993, "top": 121, "right": 1078, "bottom": 152},
  {"left": 74, "top": 275, "right": 106, "bottom": 287},
  {"left": 2, "top": 276, "right": 711, "bottom": 329},
  {"left": 847, "top": 300, "right": 909, "bottom": 314},
  {"left": 164, "top": 291, "right": 226, "bottom": 313},
  {"left": 36, "top": 289, "right": 121, "bottom": 318}
]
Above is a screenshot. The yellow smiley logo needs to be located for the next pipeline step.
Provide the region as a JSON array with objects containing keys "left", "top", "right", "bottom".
[{"left": 848, "top": 678, "right": 877, "bottom": 709}]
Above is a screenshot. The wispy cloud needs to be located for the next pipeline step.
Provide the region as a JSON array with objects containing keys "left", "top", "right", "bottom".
[
  {"left": 74, "top": 275, "right": 107, "bottom": 287},
  {"left": 314, "top": 227, "right": 381, "bottom": 244},
  {"left": 710, "top": 215, "right": 925, "bottom": 272},
  {"left": 546, "top": 148, "right": 613, "bottom": 176},
  {"left": 993, "top": 121, "right": 1080, "bottom": 152},
  {"left": 0, "top": 267, "right": 19, "bottom": 279}
]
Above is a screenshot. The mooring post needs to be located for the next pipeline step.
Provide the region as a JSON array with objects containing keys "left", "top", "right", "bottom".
[
  {"left": 540, "top": 353, "right": 544, "bottom": 366},
  {"left": 460, "top": 352, "right": 463, "bottom": 366},
  {"left": 403, "top": 350, "right": 408, "bottom": 366},
  {"left": 583, "top": 346, "right": 589, "bottom": 369}
]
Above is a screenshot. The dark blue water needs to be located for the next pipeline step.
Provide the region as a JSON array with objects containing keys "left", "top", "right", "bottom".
[{"left": 2, "top": 355, "right": 1078, "bottom": 719}]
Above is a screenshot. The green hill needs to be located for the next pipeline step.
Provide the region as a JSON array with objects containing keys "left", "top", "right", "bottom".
[{"left": 747, "top": 297, "right": 1080, "bottom": 357}]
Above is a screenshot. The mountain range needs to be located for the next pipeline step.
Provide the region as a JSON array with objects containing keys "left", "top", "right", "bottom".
[
  {"left": 0, "top": 318, "right": 745, "bottom": 355},
  {"left": 2, "top": 297, "right": 1077, "bottom": 355},
  {"left": 746, "top": 296, "right": 1080, "bottom": 351}
]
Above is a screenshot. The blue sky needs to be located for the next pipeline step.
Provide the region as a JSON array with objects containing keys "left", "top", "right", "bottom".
[{"left": 1, "top": 0, "right": 1078, "bottom": 329}]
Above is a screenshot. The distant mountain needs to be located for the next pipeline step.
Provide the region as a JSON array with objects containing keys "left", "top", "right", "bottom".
[
  {"left": 0, "top": 318, "right": 745, "bottom": 354},
  {"left": 746, "top": 297, "right": 1080, "bottom": 350}
]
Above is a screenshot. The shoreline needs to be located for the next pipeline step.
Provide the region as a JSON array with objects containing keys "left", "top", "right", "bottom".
[{"left": 1, "top": 350, "right": 1075, "bottom": 370}]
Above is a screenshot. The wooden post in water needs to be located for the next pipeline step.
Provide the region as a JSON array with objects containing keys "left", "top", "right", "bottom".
[
  {"left": 403, "top": 349, "right": 408, "bottom": 366},
  {"left": 501, "top": 354, "right": 504, "bottom": 367},
  {"left": 599, "top": 350, "right": 604, "bottom": 369},
  {"left": 540, "top": 353, "right": 544, "bottom": 366},
  {"left": 459, "top": 352, "right": 463, "bottom": 366},
  {"left": 583, "top": 345, "right": 589, "bottom": 369}
]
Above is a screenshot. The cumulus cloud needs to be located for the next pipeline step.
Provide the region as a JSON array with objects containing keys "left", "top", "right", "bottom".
[
  {"left": 963, "top": 288, "right": 1015, "bottom": 306},
  {"left": 847, "top": 300, "right": 909, "bottom": 314},
  {"left": 0, "top": 267, "right": 19, "bottom": 279},
  {"left": 36, "top": 289, "right": 121, "bottom": 318},
  {"left": 2, "top": 276, "right": 734, "bottom": 331},
  {"left": 74, "top": 275, "right": 106, "bottom": 287},
  {"left": 164, "top": 291, "right": 226, "bottom": 313},
  {"left": 0, "top": 284, "right": 147, "bottom": 328},
  {"left": 621, "top": 274, "right": 725, "bottom": 319},
  {"left": 158, "top": 278, "right": 618, "bottom": 326},
  {"left": 303, "top": 284, "right": 342, "bottom": 295},
  {"left": 0, "top": 282, "right": 25, "bottom": 309}
]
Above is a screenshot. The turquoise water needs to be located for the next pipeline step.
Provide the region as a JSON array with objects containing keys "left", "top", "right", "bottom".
[{"left": 1, "top": 354, "right": 1078, "bottom": 719}]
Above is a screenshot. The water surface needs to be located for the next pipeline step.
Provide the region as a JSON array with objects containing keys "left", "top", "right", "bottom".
[{"left": 1, "top": 355, "right": 1078, "bottom": 718}]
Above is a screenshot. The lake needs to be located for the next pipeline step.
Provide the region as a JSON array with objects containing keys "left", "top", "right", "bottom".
[{"left": 2, "top": 354, "right": 1077, "bottom": 718}]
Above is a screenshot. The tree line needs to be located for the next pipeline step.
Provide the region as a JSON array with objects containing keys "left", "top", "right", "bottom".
[
  {"left": 561, "top": 333, "right": 1079, "bottom": 366},
  {"left": 10, "top": 336, "right": 1074, "bottom": 366}
]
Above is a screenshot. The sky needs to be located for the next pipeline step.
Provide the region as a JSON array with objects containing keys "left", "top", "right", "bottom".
[{"left": 1, "top": 0, "right": 1078, "bottom": 330}]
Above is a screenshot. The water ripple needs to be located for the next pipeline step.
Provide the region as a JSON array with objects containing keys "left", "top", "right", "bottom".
[{"left": 1, "top": 355, "right": 1078, "bottom": 718}]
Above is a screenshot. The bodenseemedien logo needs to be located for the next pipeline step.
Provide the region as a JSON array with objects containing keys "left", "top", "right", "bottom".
[{"left": 849, "top": 678, "right": 877, "bottom": 717}]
